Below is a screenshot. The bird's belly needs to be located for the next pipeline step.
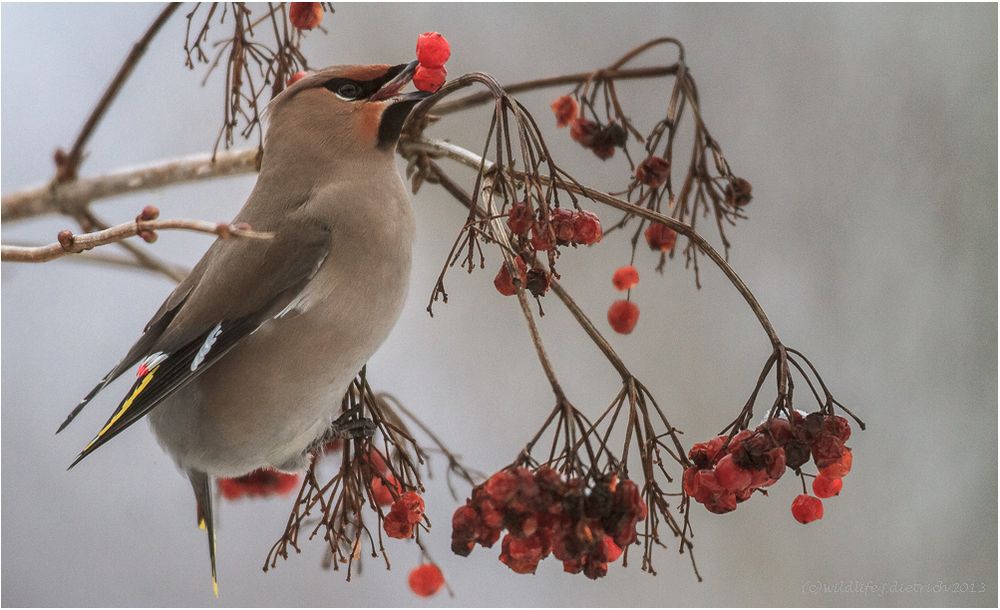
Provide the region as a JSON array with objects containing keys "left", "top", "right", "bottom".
[{"left": 148, "top": 249, "right": 410, "bottom": 477}]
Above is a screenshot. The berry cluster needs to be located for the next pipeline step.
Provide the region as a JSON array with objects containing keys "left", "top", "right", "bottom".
[
  {"left": 550, "top": 95, "right": 627, "bottom": 160},
  {"left": 451, "top": 467, "right": 647, "bottom": 579},
  {"left": 218, "top": 468, "right": 300, "bottom": 500},
  {"left": 414, "top": 32, "right": 450, "bottom": 93},
  {"left": 383, "top": 491, "right": 426, "bottom": 539},
  {"left": 408, "top": 563, "right": 445, "bottom": 597},
  {"left": 289, "top": 3, "right": 323, "bottom": 30},
  {"left": 683, "top": 411, "right": 853, "bottom": 522},
  {"left": 494, "top": 203, "right": 603, "bottom": 298}
]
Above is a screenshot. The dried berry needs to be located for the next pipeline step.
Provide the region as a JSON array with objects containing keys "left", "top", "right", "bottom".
[
  {"left": 525, "top": 268, "right": 551, "bottom": 297},
  {"left": 507, "top": 201, "right": 533, "bottom": 236},
  {"left": 530, "top": 223, "right": 555, "bottom": 252},
  {"left": 569, "top": 118, "right": 599, "bottom": 147},
  {"left": 790, "top": 494, "right": 824, "bottom": 524},
  {"left": 725, "top": 177, "right": 753, "bottom": 207},
  {"left": 383, "top": 510, "right": 414, "bottom": 539},
  {"left": 415, "top": 32, "right": 450, "bottom": 69},
  {"left": 394, "top": 491, "right": 426, "bottom": 524},
  {"left": 612, "top": 265, "right": 639, "bottom": 291},
  {"left": 607, "top": 300, "right": 639, "bottom": 334},
  {"left": 551, "top": 95, "right": 579, "bottom": 128},
  {"left": 812, "top": 474, "right": 843, "bottom": 498},
  {"left": 408, "top": 564, "right": 445, "bottom": 597},
  {"left": 289, "top": 2, "right": 323, "bottom": 30},
  {"left": 635, "top": 155, "right": 671, "bottom": 188},
  {"left": 493, "top": 257, "right": 528, "bottom": 297},
  {"left": 413, "top": 65, "right": 447, "bottom": 93},
  {"left": 644, "top": 222, "right": 677, "bottom": 252},
  {"left": 572, "top": 210, "right": 603, "bottom": 245}
]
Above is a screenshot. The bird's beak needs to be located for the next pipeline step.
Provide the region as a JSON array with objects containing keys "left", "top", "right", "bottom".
[{"left": 369, "top": 60, "right": 430, "bottom": 103}]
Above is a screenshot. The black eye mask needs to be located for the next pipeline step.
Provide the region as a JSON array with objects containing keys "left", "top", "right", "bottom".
[{"left": 322, "top": 64, "right": 408, "bottom": 101}]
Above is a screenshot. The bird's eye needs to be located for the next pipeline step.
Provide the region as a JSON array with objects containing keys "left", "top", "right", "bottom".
[{"left": 335, "top": 83, "right": 362, "bottom": 101}]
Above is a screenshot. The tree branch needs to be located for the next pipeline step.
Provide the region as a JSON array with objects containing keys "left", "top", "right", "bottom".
[
  {"left": 1, "top": 215, "right": 271, "bottom": 263},
  {"left": 2, "top": 149, "right": 257, "bottom": 223},
  {"left": 55, "top": 4, "right": 180, "bottom": 182}
]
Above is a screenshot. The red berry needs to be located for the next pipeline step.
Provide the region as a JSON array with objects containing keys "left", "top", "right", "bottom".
[
  {"left": 286, "top": 70, "right": 308, "bottom": 86},
  {"left": 408, "top": 563, "right": 445, "bottom": 597},
  {"left": 635, "top": 156, "right": 671, "bottom": 188},
  {"left": 551, "top": 95, "right": 579, "bottom": 128},
  {"left": 571, "top": 210, "right": 603, "bottom": 245},
  {"left": 366, "top": 449, "right": 389, "bottom": 474},
  {"left": 484, "top": 470, "right": 519, "bottom": 503},
  {"left": 612, "top": 265, "right": 639, "bottom": 291},
  {"left": 703, "top": 491, "right": 738, "bottom": 514},
  {"left": 714, "top": 454, "right": 752, "bottom": 492},
  {"left": 530, "top": 223, "right": 555, "bottom": 251},
  {"left": 499, "top": 534, "right": 545, "bottom": 574},
  {"left": 811, "top": 434, "right": 846, "bottom": 468},
  {"left": 812, "top": 474, "right": 843, "bottom": 498},
  {"left": 688, "top": 435, "right": 727, "bottom": 468},
  {"left": 819, "top": 448, "right": 853, "bottom": 478},
  {"left": 790, "top": 494, "right": 824, "bottom": 524},
  {"left": 493, "top": 256, "right": 528, "bottom": 296},
  {"left": 507, "top": 201, "right": 532, "bottom": 235},
  {"left": 393, "top": 491, "right": 425, "bottom": 524},
  {"left": 289, "top": 3, "right": 323, "bottom": 30},
  {"left": 644, "top": 222, "right": 677, "bottom": 252},
  {"left": 607, "top": 300, "right": 639, "bottom": 334},
  {"left": 217, "top": 469, "right": 300, "bottom": 500},
  {"left": 824, "top": 415, "right": 852, "bottom": 442},
  {"left": 569, "top": 118, "right": 598, "bottom": 147},
  {"left": 413, "top": 65, "right": 447, "bottom": 93},
  {"left": 551, "top": 208, "right": 577, "bottom": 243},
  {"left": 383, "top": 509, "right": 414, "bottom": 538},
  {"left": 416, "top": 32, "right": 451, "bottom": 69},
  {"left": 371, "top": 474, "right": 400, "bottom": 506}
]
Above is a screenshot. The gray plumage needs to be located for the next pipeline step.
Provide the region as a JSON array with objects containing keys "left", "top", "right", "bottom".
[{"left": 60, "top": 61, "right": 428, "bottom": 593}]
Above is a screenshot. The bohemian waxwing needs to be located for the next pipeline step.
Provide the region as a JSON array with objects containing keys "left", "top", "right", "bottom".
[{"left": 58, "top": 60, "right": 431, "bottom": 594}]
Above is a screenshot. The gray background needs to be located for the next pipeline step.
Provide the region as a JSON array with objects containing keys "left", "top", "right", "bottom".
[{"left": 2, "top": 3, "right": 996, "bottom": 607}]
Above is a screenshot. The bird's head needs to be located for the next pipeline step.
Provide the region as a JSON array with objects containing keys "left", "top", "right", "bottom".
[{"left": 264, "top": 61, "right": 431, "bottom": 160}]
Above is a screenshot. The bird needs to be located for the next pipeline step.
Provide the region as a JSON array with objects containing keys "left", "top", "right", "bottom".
[{"left": 57, "top": 60, "right": 431, "bottom": 595}]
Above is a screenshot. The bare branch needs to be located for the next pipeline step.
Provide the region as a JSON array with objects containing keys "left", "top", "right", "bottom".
[
  {"left": 2, "top": 213, "right": 271, "bottom": 263},
  {"left": 2, "top": 149, "right": 257, "bottom": 223}
]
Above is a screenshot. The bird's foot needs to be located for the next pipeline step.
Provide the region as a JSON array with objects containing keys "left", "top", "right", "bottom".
[{"left": 329, "top": 406, "right": 377, "bottom": 440}]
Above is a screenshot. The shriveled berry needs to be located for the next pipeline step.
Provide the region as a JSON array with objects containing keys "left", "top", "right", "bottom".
[
  {"left": 289, "top": 2, "right": 323, "bottom": 30},
  {"left": 530, "top": 223, "right": 555, "bottom": 251},
  {"left": 635, "top": 155, "right": 671, "bottom": 188},
  {"left": 493, "top": 256, "right": 528, "bottom": 296},
  {"left": 704, "top": 491, "right": 738, "bottom": 514},
  {"left": 408, "top": 563, "right": 445, "bottom": 597},
  {"left": 812, "top": 474, "right": 843, "bottom": 498},
  {"left": 384, "top": 510, "right": 414, "bottom": 538},
  {"left": 499, "top": 534, "right": 545, "bottom": 574},
  {"left": 824, "top": 415, "right": 852, "bottom": 442},
  {"left": 569, "top": 118, "right": 599, "bottom": 147},
  {"left": 393, "top": 491, "right": 425, "bottom": 524},
  {"left": 572, "top": 210, "right": 603, "bottom": 245},
  {"left": 551, "top": 208, "right": 577, "bottom": 243},
  {"left": 790, "top": 494, "right": 824, "bottom": 524},
  {"left": 644, "top": 222, "right": 677, "bottom": 252},
  {"left": 525, "top": 268, "right": 551, "bottom": 297},
  {"left": 507, "top": 201, "right": 532, "bottom": 235},
  {"left": 811, "top": 434, "right": 846, "bottom": 468},
  {"left": 607, "top": 300, "right": 639, "bottom": 334},
  {"left": 612, "top": 265, "right": 639, "bottom": 291},
  {"left": 413, "top": 65, "right": 447, "bottom": 93},
  {"left": 725, "top": 177, "right": 753, "bottom": 207},
  {"left": 591, "top": 143, "right": 615, "bottom": 160},
  {"left": 714, "top": 454, "right": 753, "bottom": 492},
  {"left": 689, "top": 435, "right": 727, "bottom": 468},
  {"left": 415, "top": 32, "right": 450, "bottom": 69},
  {"left": 485, "top": 470, "right": 519, "bottom": 503},
  {"left": 551, "top": 95, "right": 579, "bottom": 128},
  {"left": 452, "top": 504, "right": 480, "bottom": 540},
  {"left": 819, "top": 448, "right": 852, "bottom": 478}
]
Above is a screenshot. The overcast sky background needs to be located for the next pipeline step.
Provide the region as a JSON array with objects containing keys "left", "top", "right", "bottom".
[{"left": 2, "top": 3, "right": 996, "bottom": 607}]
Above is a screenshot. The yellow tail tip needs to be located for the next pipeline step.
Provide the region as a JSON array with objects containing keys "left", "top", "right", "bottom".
[
  {"left": 198, "top": 518, "right": 206, "bottom": 530},
  {"left": 212, "top": 577, "right": 219, "bottom": 598}
]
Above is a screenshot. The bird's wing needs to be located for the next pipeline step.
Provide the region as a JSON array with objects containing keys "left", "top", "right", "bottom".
[{"left": 66, "top": 216, "right": 331, "bottom": 468}]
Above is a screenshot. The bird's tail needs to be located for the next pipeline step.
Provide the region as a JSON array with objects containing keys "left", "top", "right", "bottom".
[{"left": 188, "top": 470, "right": 219, "bottom": 598}]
